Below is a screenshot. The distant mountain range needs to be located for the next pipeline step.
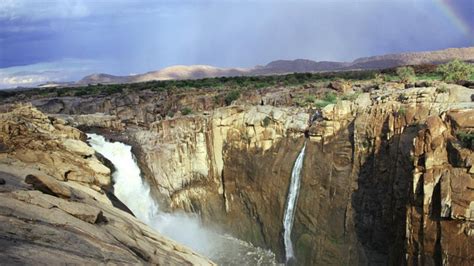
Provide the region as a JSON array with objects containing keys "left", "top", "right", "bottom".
[{"left": 72, "top": 46, "right": 474, "bottom": 86}]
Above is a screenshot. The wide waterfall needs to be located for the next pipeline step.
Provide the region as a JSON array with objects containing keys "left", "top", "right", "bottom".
[
  {"left": 283, "top": 142, "right": 306, "bottom": 263},
  {"left": 87, "top": 133, "right": 277, "bottom": 265}
]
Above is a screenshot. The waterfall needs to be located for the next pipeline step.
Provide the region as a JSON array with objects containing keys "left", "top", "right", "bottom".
[
  {"left": 283, "top": 142, "right": 306, "bottom": 263},
  {"left": 87, "top": 133, "right": 277, "bottom": 265}
]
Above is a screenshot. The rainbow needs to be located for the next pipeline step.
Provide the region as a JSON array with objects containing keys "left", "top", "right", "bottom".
[{"left": 437, "top": 0, "right": 474, "bottom": 38}]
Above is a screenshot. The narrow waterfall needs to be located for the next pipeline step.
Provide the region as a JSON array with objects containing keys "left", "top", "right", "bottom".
[
  {"left": 283, "top": 142, "right": 306, "bottom": 263},
  {"left": 87, "top": 133, "right": 277, "bottom": 265}
]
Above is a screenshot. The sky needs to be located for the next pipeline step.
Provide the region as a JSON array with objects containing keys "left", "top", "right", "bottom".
[{"left": 0, "top": 0, "right": 473, "bottom": 89}]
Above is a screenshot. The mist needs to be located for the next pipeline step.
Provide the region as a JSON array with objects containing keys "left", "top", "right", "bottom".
[
  {"left": 86, "top": 134, "right": 216, "bottom": 253},
  {"left": 86, "top": 133, "right": 276, "bottom": 265}
]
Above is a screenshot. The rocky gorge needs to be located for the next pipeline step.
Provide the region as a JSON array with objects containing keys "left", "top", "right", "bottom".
[
  {"left": 1, "top": 79, "right": 473, "bottom": 265},
  {"left": 0, "top": 105, "right": 214, "bottom": 264}
]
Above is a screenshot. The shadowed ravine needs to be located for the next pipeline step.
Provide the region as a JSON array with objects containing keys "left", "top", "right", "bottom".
[{"left": 87, "top": 133, "right": 277, "bottom": 265}]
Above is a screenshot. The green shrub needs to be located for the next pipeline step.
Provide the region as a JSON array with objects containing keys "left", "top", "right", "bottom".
[
  {"left": 435, "top": 85, "right": 448, "bottom": 93},
  {"left": 104, "top": 85, "right": 123, "bottom": 95},
  {"left": 397, "top": 93, "right": 409, "bottom": 102},
  {"left": 437, "top": 59, "right": 474, "bottom": 83},
  {"left": 74, "top": 89, "right": 89, "bottom": 96},
  {"left": 293, "top": 98, "right": 305, "bottom": 107},
  {"left": 396, "top": 66, "right": 416, "bottom": 83},
  {"left": 457, "top": 131, "right": 474, "bottom": 149},
  {"left": 262, "top": 116, "right": 271, "bottom": 127},
  {"left": 224, "top": 90, "right": 240, "bottom": 105},
  {"left": 315, "top": 101, "right": 330, "bottom": 108},
  {"left": 374, "top": 73, "right": 385, "bottom": 84},
  {"left": 341, "top": 92, "right": 361, "bottom": 101},
  {"left": 56, "top": 89, "right": 69, "bottom": 97},
  {"left": 180, "top": 107, "right": 193, "bottom": 115},
  {"left": 323, "top": 91, "right": 338, "bottom": 103},
  {"left": 314, "top": 92, "right": 338, "bottom": 108},
  {"left": 305, "top": 95, "right": 316, "bottom": 103}
]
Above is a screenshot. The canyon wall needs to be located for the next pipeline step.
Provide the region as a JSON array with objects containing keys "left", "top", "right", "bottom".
[
  {"left": 125, "top": 85, "right": 474, "bottom": 264},
  {"left": 9, "top": 81, "right": 473, "bottom": 264},
  {"left": 0, "top": 105, "right": 214, "bottom": 265}
]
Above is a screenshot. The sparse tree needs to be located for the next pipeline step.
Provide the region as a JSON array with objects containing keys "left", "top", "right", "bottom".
[
  {"left": 224, "top": 90, "right": 240, "bottom": 106},
  {"left": 396, "top": 66, "right": 415, "bottom": 83},
  {"left": 437, "top": 59, "right": 474, "bottom": 83}
]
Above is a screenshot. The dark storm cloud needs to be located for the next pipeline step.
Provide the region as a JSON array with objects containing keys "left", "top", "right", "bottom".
[{"left": 0, "top": 0, "right": 473, "bottom": 88}]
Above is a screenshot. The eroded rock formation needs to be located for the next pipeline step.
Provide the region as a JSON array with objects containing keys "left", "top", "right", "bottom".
[
  {"left": 0, "top": 105, "right": 214, "bottom": 265},
  {"left": 2, "top": 80, "right": 473, "bottom": 265},
  {"left": 124, "top": 83, "right": 473, "bottom": 264}
]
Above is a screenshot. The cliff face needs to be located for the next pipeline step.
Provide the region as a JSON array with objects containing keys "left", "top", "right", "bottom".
[
  {"left": 124, "top": 84, "right": 473, "bottom": 264},
  {"left": 4, "top": 81, "right": 473, "bottom": 265},
  {"left": 407, "top": 109, "right": 474, "bottom": 265},
  {"left": 298, "top": 85, "right": 474, "bottom": 265},
  {"left": 136, "top": 105, "right": 308, "bottom": 252},
  {"left": 0, "top": 105, "right": 214, "bottom": 265}
]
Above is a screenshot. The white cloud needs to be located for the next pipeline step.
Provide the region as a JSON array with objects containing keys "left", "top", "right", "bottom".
[
  {"left": 1, "top": 73, "right": 51, "bottom": 86},
  {"left": 0, "top": 58, "right": 107, "bottom": 89},
  {"left": 0, "top": 0, "right": 21, "bottom": 20},
  {"left": 0, "top": 0, "right": 90, "bottom": 21}
]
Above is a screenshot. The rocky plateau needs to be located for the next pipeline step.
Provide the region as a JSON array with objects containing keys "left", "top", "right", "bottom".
[{"left": 1, "top": 77, "right": 473, "bottom": 265}]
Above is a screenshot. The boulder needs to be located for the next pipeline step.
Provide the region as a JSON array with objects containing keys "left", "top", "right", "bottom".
[
  {"left": 329, "top": 80, "right": 353, "bottom": 94},
  {"left": 448, "top": 109, "right": 474, "bottom": 129},
  {"left": 25, "top": 174, "right": 72, "bottom": 199},
  {"left": 0, "top": 105, "right": 111, "bottom": 189},
  {"left": 61, "top": 139, "right": 95, "bottom": 156}
]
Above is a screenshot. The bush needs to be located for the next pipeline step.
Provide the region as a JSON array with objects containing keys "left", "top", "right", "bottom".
[
  {"left": 262, "top": 116, "right": 271, "bottom": 127},
  {"left": 305, "top": 95, "right": 316, "bottom": 103},
  {"left": 435, "top": 85, "right": 448, "bottom": 93},
  {"left": 224, "top": 90, "right": 240, "bottom": 105},
  {"left": 397, "top": 93, "right": 409, "bottom": 102},
  {"left": 437, "top": 59, "right": 474, "bottom": 83},
  {"left": 56, "top": 89, "right": 69, "bottom": 97},
  {"left": 314, "top": 92, "right": 338, "bottom": 108},
  {"left": 104, "top": 85, "right": 123, "bottom": 95},
  {"left": 374, "top": 73, "right": 387, "bottom": 84},
  {"left": 457, "top": 131, "right": 474, "bottom": 149},
  {"left": 74, "top": 89, "right": 89, "bottom": 96},
  {"left": 396, "top": 66, "right": 416, "bottom": 83},
  {"left": 180, "top": 107, "right": 193, "bottom": 115},
  {"left": 315, "top": 101, "right": 331, "bottom": 108},
  {"left": 322, "top": 91, "right": 338, "bottom": 103},
  {"left": 341, "top": 92, "right": 361, "bottom": 101}
]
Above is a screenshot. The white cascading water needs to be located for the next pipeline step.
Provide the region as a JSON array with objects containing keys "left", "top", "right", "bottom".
[
  {"left": 283, "top": 142, "right": 306, "bottom": 263},
  {"left": 87, "top": 133, "right": 277, "bottom": 265}
]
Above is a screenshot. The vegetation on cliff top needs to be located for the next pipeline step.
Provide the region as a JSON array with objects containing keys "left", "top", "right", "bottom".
[
  {"left": 0, "top": 61, "right": 473, "bottom": 101},
  {"left": 396, "top": 66, "right": 416, "bottom": 83},
  {"left": 437, "top": 59, "right": 474, "bottom": 83},
  {"left": 457, "top": 131, "right": 474, "bottom": 150}
]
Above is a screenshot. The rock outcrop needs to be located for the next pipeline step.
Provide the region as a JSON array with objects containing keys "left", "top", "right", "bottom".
[
  {"left": 127, "top": 105, "right": 309, "bottom": 254},
  {"left": 406, "top": 109, "right": 474, "bottom": 265},
  {"left": 0, "top": 104, "right": 110, "bottom": 188},
  {"left": 2, "top": 80, "right": 473, "bottom": 265},
  {"left": 124, "top": 84, "right": 473, "bottom": 264},
  {"left": 0, "top": 105, "right": 214, "bottom": 265}
]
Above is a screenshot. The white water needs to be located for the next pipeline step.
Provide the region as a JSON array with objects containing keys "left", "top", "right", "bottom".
[
  {"left": 283, "top": 142, "right": 306, "bottom": 263},
  {"left": 87, "top": 133, "right": 277, "bottom": 265}
]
